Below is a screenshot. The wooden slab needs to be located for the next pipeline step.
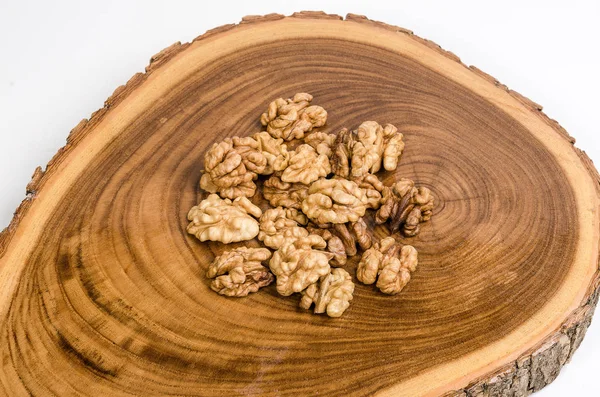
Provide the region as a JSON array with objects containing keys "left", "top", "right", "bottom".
[{"left": 0, "top": 12, "right": 599, "bottom": 397}]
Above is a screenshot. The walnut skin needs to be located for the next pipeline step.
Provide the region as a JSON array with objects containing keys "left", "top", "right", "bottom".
[
  {"left": 356, "top": 244, "right": 382, "bottom": 285},
  {"left": 351, "top": 121, "right": 384, "bottom": 177},
  {"left": 252, "top": 131, "right": 290, "bottom": 174},
  {"left": 351, "top": 218, "right": 373, "bottom": 252},
  {"left": 306, "top": 226, "right": 347, "bottom": 267},
  {"left": 201, "top": 139, "right": 258, "bottom": 199},
  {"left": 260, "top": 93, "right": 327, "bottom": 141},
  {"left": 377, "top": 244, "right": 418, "bottom": 295},
  {"left": 331, "top": 128, "right": 355, "bottom": 178},
  {"left": 358, "top": 237, "right": 401, "bottom": 285},
  {"left": 207, "top": 247, "right": 274, "bottom": 297},
  {"left": 376, "top": 178, "right": 434, "bottom": 236},
  {"left": 301, "top": 178, "right": 368, "bottom": 224},
  {"left": 331, "top": 220, "right": 371, "bottom": 257},
  {"left": 262, "top": 175, "right": 309, "bottom": 210},
  {"left": 305, "top": 131, "right": 336, "bottom": 157},
  {"left": 351, "top": 121, "right": 405, "bottom": 177},
  {"left": 352, "top": 174, "right": 386, "bottom": 209},
  {"left": 403, "top": 187, "right": 434, "bottom": 236},
  {"left": 258, "top": 207, "right": 309, "bottom": 249},
  {"left": 230, "top": 136, "right": 268, "bottom": 175},
  {"left": 381, "top": 123, "right": 405, "bottom": 171},
  {"left": 200, "top": 134, "right": 290, "bottom": 199},
  {"left": 299, "top": 268, "right": 355, "bottom": 318},
  {"left": 199, "top": 171, "right": 218, "bottom": 194},
  {"left": 356, "top": 237, "right": 418, "bottom": 295},
  {"left": 281, "top": 144, "right": 331, "bottom": 185},
  {"left": 269, "top": 235, "right": 333, "bottom": 296},
  {"left": 187, "top": 194, "right": 262, "bottom": 243}
]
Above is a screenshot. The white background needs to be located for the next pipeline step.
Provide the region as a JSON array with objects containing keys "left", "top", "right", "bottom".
[{"left": 0, "top": 1, "right": 598, "bottom": 395}]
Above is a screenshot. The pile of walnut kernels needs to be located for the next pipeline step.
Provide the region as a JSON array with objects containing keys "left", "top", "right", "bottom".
[{"left": 186, "top": 93, "right": 434, "bottom": 318}]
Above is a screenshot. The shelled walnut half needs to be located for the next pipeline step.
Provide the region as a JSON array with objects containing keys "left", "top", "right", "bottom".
[
  {"left": 381, "top": 123, "right": 405, "bottom": 171},
  {"left": 269, "top": 235, "right": 333, "bottom": 296},
  {"left": 258, "top": 207, "right": 309, "bottom": 249},
  {"left": 260, "top": 93, "right": 327, "bottom": 141},
  {"left": 352, "top": 174, "right": 386, "bottom": 209},
  {"left": 307, "top": 217, "right": 372, "bottom": 265},
  {"left": 200, "top": 133, "right": 290, "bottom": 199},
  {"left": 300, "top": 268, "right": 355, "bottom": 318},
  {"left": 281, "top": 144, "right": 331, "bottom": 185},
  {"left": 200, "top": 138, "right": 259, "bottom": 199},
  {"left": 306, "top": 226, "right": 347, "bottom": 267},
  {"left": 351, "top": 121, "right": 405, "bottom": 177},
  {"left": 206, "top": 247, "right": 274, "bottom": 297},
  {"left": 376, "top": 178, "right": 434, "bottom": 236},
  {"left": 305, "top": 131, "right": 336, "bottom": 157},
  {"left": 262, "top": 175, "right": 309, "bottom": 210},
  {"left": 250, "top": 132, "right": 290, "bottom": 174},
  {"left": 187, "top": 194, "right": 262, "bottom": 243},
  {"left": 302, "top": 178, "right": 368, "bottom": 224},
  {"left": 332, "top": 218, "right": 373, "bottom": 256},
  {"left": 356, "top": 237, "right": 418, "bottom": 295},
  {"left": 331, "top": 128, "right": 355, "bottom": 178}
]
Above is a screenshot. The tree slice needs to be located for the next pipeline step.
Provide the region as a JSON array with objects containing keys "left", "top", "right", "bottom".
[{"left": 1, "top": 12, "right": 599, "bottom": 397}]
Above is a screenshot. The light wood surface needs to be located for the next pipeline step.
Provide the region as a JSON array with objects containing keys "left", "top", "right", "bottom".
[{"left": 0, "top": 12, "right": 599, "bottom": 397}]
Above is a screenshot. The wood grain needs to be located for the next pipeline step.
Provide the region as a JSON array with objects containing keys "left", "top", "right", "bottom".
[{"left": 0, "top": 12, "right": 599, "bottom": 397}]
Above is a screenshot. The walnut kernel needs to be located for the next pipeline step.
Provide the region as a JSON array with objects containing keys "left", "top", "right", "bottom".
[
  {"left": 306, "top": 226, "right": 347, "bottom": 267},
  {"left": 262, "top": 175, "right": 309, "bottom": 210},
  {"left": 187, "top": 194, "right": 262, "bottom": 243},
  {"left": 299, "top": 268, "right": 355, "bottom": 318},
  {"left": 207, "top": 247, "right": 274, "bottom": 297},
  {"left": 377, "top": 244, "right": 418, "bottom": 295},
  {"left": 350, "top": 121, "right": 405, "bottom": 177},
  {"left": 331, "top": 128, "right": 355, "bottom": 178},
  {"left": 269, "top": 235, "right": 333, "bottom": 296},
  {"left": 201, "top": 138, "right": 258, "bottom": 199},
  {"left": 376, "top": 178, "right": 434, "bottom": 236},
  {"left": 301, "top": 178, "right": 367, "bottom": 224},
  {"left": 381, "top": 123, "right": 405, "bottom": 171},
  {"left": 351, "top": 121, "right": 384, "bottom": 177},
  {"left": 305, "top": 131, "right": 337, "bottom": 157},
  {"left": 258, "top": 207, "right": 309, "bottom": 249},
  {"left": 260, "top": 93, "right": 327, "bottom": 141},
  {"left": 281, "top": 144, "right": 331, "bottom": 185},
  {"left": 356, "top": 237, "right": 418, "bottom": 295},
  {"left": 252, "top": 131, "right": 290, "bottom": 174},
  {"left": 352, "top": 174, "right": 386, "bottom": 209}
]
